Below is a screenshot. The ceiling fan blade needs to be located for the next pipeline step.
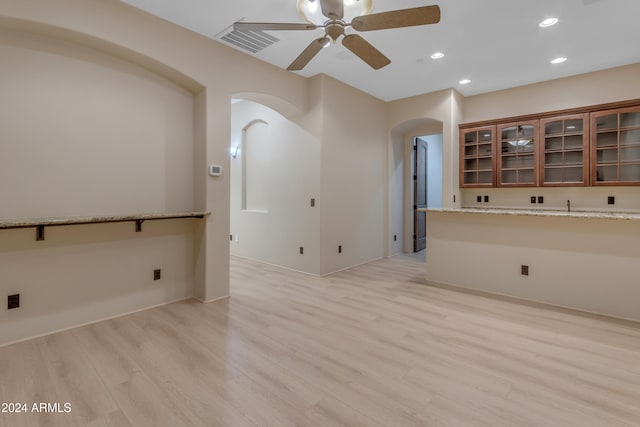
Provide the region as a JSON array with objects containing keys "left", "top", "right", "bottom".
[
  {"left": 351, "top": 5, "right": 441, "bottom": 32},
  {"left": 234, "top": 22, "right": 317, "bottom": 32},
  {"left": 342, "top": 34, "right": 390, "bottom": 70},
  {"left": 287, "top": 37, "right": 330, "bottom": 71},
  {"left": 319, "top": 0, "right": 344, "bottom": 20}
]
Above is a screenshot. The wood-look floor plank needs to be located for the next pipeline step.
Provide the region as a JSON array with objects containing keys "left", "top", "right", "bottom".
[{"left": 2, "top": 254, "right": 640, "bottom": 426}]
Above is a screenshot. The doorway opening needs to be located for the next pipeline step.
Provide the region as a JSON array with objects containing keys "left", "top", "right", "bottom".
[
  {"left": 413, "top": 134, "right": 443, "bottom": 253},
  {"left": 388, "top": 118, "right": 443, "bottom": 258},
  {"left": 229, "top": 94, "right": 321, "bottom": 277}
]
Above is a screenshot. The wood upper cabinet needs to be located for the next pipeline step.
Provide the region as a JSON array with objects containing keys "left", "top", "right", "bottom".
[
  {"left": 497, "top": 121, "right": 538, "bottom": 187},
  {"left": 458, "top": 99, "right": 640, "bottom": 188},
  {"left": 460, "top": 125, "right": 496, "bottom": 187},
  {"left": 539, "top": 114, "right": 589, "bottom": 186},
  {"left": 591, "top": 106, "right": 640, "bottom": 185}
]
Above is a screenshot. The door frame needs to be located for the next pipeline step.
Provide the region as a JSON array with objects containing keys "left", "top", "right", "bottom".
[{"left": 413, "top": 137, "right": 428, "bottom": 252}]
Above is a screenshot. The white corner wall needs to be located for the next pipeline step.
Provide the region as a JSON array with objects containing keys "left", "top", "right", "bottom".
[
  {"left": 230, "top": 100, "right": 321, "bottom": 274},
  {"left": 319, "top": 76, "right": 388, "bottom": 274}
]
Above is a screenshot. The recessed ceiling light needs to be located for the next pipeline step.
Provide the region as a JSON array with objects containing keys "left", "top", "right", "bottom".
[
  {"left": 551, "top": 57, "right": 567, "bottom": 64},
  {"left": 430, "top": 52, "right": 445, "bottom": 59},
  {"left": 459, "top": 79, "right": 471, "bottom": 85},
  {"left": 539, "top": 17, "right": 558, "bottom": 28}
]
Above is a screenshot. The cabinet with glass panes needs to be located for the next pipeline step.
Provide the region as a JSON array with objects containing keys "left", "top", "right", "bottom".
[
  {"left": 539, "top": 114, "right": 589, "bottom": 186},
  {"left": 497, "top": 121, "right": 538, "bottom": 187},
  {"left": 591, "top": 106, "right": 640, "bottom": 185},
  {"left": 460, "top": 125, "right": 495, "bottom": 187}
]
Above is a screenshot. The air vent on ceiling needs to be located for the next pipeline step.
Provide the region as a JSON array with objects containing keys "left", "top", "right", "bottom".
[{"left": 216, "top": 22, "right": 280, "bottom": 54}]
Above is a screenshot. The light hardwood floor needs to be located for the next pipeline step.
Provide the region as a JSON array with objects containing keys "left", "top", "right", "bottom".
[{"left": 2, "top": 254, "right": 640, "bottom": 426}]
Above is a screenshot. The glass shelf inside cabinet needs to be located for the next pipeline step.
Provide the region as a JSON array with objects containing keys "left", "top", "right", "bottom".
[
  {"left": 542, "top": 116, "right": 586, "bottom": 185},
  {"left": 500, "top": 124, "right": 536, "bottom": 185},
  {"left": 594, "top": 108, "right": 640, "bottom": 184},
  {"left": 462, "top": 127, "right": 494, "bottom": 186},
  {"left": 621, "top": 111, "right": 640, "bottom": 129}
]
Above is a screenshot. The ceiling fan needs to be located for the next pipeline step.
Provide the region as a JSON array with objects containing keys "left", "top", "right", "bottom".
[{"left": 234, "top": 0, "right": 441, "bottom": 71}]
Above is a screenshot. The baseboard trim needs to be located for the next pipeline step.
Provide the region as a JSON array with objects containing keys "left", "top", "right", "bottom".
[
  {"left": 193, "top": 295, "right": 230, "bottom": 304},
  {"left": 424, "top": 278, "right": 640, "bottom": 328},
  {"left": 0, "top": 296, "right": 192, "bottom": 348},
  {"left": 321, "top": 257, "right": 385, "bottom": 277},
  {"left": 230, "top": 255, "right": 322, "bottom": 277}
]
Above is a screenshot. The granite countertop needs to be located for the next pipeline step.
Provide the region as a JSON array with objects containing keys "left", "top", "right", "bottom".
[
  {"left": 421, "top": 207, "right": 640, "bottom": 221},
  {"left": 0, "top": 211, "right": 210, "bottom": 229}
]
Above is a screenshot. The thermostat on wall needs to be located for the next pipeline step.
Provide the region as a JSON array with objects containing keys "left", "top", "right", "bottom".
[{"left": 208, "top": 165, "right": 222, "bottom": 176}]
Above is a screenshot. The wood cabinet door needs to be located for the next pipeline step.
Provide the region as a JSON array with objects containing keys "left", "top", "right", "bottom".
[
  {"left": 460, "top": 125, "right": 496, "bottom": 188},
  {"left": 591, "top": 106, "right": 640, "bottom": 185},
  {"left": 497, "top": 120, "right": 539, "bottom": 187},
  {"left": 539, "top": 114, "right": 589, "bottom": 186}
]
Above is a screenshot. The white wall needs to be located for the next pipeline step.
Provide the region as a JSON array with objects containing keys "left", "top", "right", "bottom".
[
  {"left": 426, "top": 211, "right": 640, "bottom": 322},
  {"left": 389, "top": 132, "right": 404, "bottom": 256},
  {"left": 319, "top": 76, "right": 388, "bottom": 274},
  {"left": 422, "top": 134, "right": 443, "bottom": 209},
  {"left": 0, "top": 27, "right": 197, "bottom": 346},
  {"left": 0, "top": 28, "right": 194, "bottom": 218},
  {"left": 230, "top": 100, "right": 321, "bottom": 274}
]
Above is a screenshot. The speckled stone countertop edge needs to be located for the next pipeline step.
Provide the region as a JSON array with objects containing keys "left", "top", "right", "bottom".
[
  {"left": 420, "top": 208, "right": 640, "bottom": 220},
  {"left": 0, "top": 212, "right": 210, "bottom": 228}
]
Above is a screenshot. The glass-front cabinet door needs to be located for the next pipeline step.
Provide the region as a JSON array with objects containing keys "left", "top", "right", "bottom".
[
  {"left": 460, "top": 125, "right": 495, "bottom": 187},
  {"left": 540, "top": 114, "right": 589, "bottom": 186},
  {"left": 498, "top": 120, "right": 538, "bottom": 187},
  {"left": 591, "top": 106, "right": 640, "bottom": 185}
]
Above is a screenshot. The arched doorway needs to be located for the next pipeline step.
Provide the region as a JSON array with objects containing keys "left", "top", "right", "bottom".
[
  {"left": 388, "top": 118, "right": 444, "bottom": 257},
  {"left": 229, "top": 93, "right": 322, "bottom": 275}
]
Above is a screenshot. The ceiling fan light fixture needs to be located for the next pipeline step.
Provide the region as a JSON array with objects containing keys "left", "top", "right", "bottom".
[
  {"left": 539, "top": 17, "right": 558, "bottom": 28},
  {"left": 297, "top": 0, "right": 373, "bottom": 25}
]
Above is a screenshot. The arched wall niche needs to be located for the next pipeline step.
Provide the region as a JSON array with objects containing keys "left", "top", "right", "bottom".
[{"left": 0, "top": 16, "right": 204, "bottom": 93}]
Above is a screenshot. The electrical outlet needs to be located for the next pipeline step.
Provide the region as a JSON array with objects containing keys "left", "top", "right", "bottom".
[
  {"left": 608, "top": 196, "right": 615, "bottom": 205},
  {"left": 484, "top": 195, "right": 489, "bottom": 203},
  {"left": 8, "top": 294, "right": 20, "bottom": 309},
  {"left": 530, "top": 196, "right": 537, "bottom": 204},
  {"left": 230, "top": 234, "right": 233, "bottom": 241},
  {"left": 521, "top": 265, "right": 529, "bottom": 276},
  {"left": 299, "top": 247, "right": 304, "bottom": 255},
  {"left": 338, "top": 245, "right": 342, "bottom": 253},
  {"left": 477, "top": 195, "right": 482, "bottom": 203},
  {"left": 154, "top": 269, "right": 161, "bottom": 280},
  {"left": 394, "top": 235, "right": 397, "bottom": 241},
  {"left": 310, "top": 198, "right": 316, "bottom": 207},
  {"left": 538, "top": 196, "right": 544, "bottom": 204}
]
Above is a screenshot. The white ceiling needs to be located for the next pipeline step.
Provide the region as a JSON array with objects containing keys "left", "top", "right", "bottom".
[{"left": 120, "top": 0, "right": 640, "bottom": 101}]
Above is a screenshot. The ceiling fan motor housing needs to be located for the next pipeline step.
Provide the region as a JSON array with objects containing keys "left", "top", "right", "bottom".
[{"left": 326, "top": 22, "right": 345, "bottom": 41}]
